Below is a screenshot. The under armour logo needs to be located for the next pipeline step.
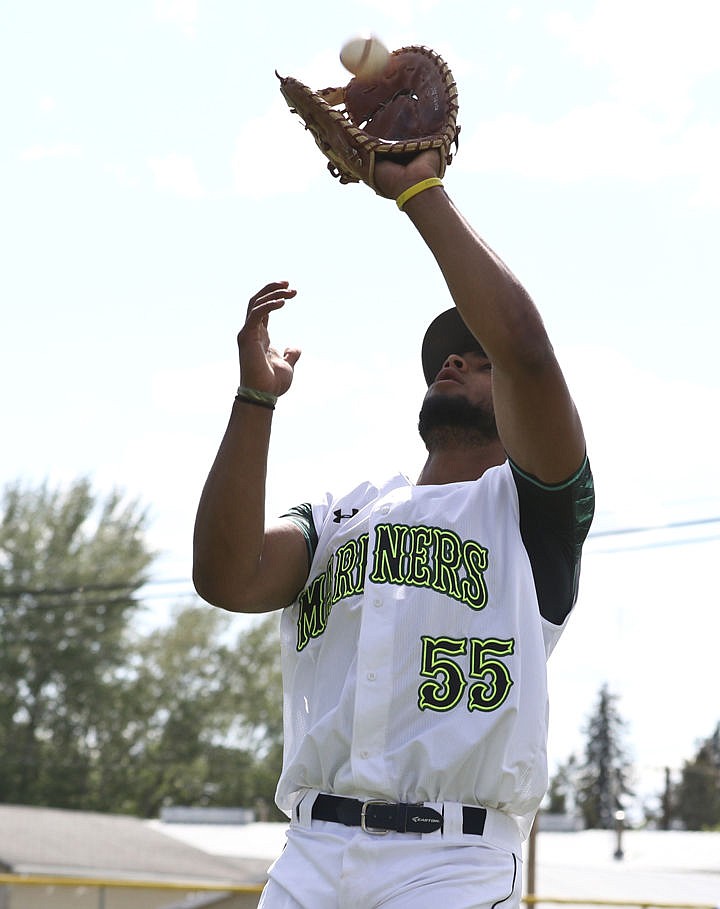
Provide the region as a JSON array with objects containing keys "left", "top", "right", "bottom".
[{"left": 333, "top": 508, "right": 359, "bottom": 523}]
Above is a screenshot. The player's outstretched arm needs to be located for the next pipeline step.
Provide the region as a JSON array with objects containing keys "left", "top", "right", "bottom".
[
  {"left": 192, "top": 281, "right": 309, "bottom": 613},
  {"left": 375, "top": 154, "right": 586, "bottom": 485}
]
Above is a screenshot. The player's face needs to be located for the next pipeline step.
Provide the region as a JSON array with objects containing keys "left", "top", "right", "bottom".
[
  {"left": 427, "top": 350, "right": 493, "bottom": 404},
  {"left": 418, "top": 351, "right": 497, "bottom": 446}
]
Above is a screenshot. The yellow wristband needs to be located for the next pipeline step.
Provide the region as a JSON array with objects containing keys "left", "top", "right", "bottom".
[{"left": 396, "top": 177, "right": 443, "bottom": 211}]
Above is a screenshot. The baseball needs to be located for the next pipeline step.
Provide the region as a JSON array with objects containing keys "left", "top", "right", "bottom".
[{"left": 340, "top": 35, "right": 390, "bottom": 80}]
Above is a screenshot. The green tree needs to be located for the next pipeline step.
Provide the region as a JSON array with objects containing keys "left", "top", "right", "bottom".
[
  {"left": 0, "top": 479, "right": 286, "bottom": 818},
  {"left": 545, "top": 755, "right": 578, "bottom": 815},
  {"left": 89, "top": 606, "right": 285, "bottom": 819},
  {"left": 0, "top": 478, "right": 152, "bottom": 808},
  {"left": 221, "top": 612, "right": 284, "bottom": 819},
  {"left": 675, "top": 723, "right": 720, "bottom": 830},
  {"left": 226, "top": 613, "right": 284, "bottom": 755},
  {"left": 86, "top": 604, "right": 235, "bottom": 816},
  {"left": 576, "top": 684, "right": 633, "bottom": 829}
]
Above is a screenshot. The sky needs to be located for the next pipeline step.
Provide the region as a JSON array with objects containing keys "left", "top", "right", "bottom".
[{"left": 3, "top": 0, "right": 720, "bottom": 813}]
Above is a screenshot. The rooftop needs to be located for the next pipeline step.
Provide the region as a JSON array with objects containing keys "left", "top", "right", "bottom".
[
  {"left": 0, "top": 804, "right": 268, "bottom": 884},
  {"left": 1, "top": 806, "right": 718, "bottom": 904}
]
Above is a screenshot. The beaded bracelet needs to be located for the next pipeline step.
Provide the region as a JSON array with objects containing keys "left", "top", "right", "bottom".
[{"left": 235, "top": 386, "right": 277, "bottom": 410}]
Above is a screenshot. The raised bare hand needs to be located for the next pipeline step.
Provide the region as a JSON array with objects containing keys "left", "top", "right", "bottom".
[{"left": 237, "top": 281, "right": 301, "bottom": 397}]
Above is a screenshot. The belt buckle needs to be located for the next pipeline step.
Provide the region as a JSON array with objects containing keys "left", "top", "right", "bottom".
[{"left": 360, "top": 799, "right": 392, "bottom": 835}]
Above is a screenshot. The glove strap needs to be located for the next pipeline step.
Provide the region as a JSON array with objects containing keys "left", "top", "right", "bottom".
[{"left": 396, "top": 177, "right": 444, "bottom": 211}]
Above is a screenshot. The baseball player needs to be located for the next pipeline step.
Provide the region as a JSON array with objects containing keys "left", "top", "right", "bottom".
[{"left": 193, "top": 149, "right": 594, "bottom": 908}]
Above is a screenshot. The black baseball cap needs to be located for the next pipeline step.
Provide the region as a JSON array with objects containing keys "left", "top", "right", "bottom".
[{"left": 421, "top": 308, "right": 487, "bottom": 385}]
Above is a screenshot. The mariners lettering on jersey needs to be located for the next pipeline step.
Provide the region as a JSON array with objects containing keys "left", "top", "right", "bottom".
[{"left": 296, "top": 522, "right": 490, "bottom": 652}]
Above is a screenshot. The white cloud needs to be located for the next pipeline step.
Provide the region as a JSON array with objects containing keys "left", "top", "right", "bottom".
[
  {"left": 103, "top": 162, "right": 140, "bottom": 189},
  {"left": 560, "top": 344, "right": 720, "bottom": 523},
  {"left": 20, "top": 143, "right": 82, "bottom": 161},
  {"left": 549, "top": 1, "right": 720, "bottom": 118},
  {"left": 153, "top": 0, "right": 198, "bottom": 37},
  {"left": 231, "top": 99, "right": 326, "bottom": 198},
  {"left": 456, "top": 103, "right": 720, "bottom": 199},
  {"left": 152, "top": 361, "right": 234, "bottom": 417},
  {"left": 456, "top": 1, "right": 720, "bottom": 202},
  {"left": 147, "top": 153, "right": 206, "bottom": 198},
  {"left": 355, "top": 0, "right": 443, "bottom": 27}
]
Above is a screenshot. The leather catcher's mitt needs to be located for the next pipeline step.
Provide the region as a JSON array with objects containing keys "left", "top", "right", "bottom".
[{"left": 276, "top": 45, "right": 459, "bottom": 192}]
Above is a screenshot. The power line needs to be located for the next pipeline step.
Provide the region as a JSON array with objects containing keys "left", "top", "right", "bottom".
[
  {"left": 1, "top": 514, "right": 719, "bottom": 604},
  {"left": 590, "top": 532, "right": 720, "bottom": 554},
  {"left": 0, "top": 578, "right": 188, "bottom": 599},
  {"left": 589, "top": 514, "right": 720, "bottom": 538},
  {"left": 587, "top": 514, "right": 720, "bottom": 554}
]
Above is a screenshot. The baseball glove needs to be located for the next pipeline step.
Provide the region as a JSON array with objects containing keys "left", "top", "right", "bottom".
[{"left": 276, "top": 45, "right": 459, "bottom": 193}]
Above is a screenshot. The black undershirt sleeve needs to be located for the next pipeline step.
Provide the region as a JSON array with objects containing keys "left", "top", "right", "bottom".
[
  {"left": 281, "top": 502, "right": 318, "bottom": 572},
  {"left": 509, "top": 457, "right": 595, "bottom": 625}
]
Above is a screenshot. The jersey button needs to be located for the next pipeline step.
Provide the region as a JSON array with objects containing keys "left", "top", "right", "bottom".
[{"left": 366, "top": 672, "right": 376, "bottom": 681}]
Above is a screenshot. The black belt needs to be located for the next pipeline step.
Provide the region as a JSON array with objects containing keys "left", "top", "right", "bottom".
[{"left": 309, "top": 793, "right": 487, "bottom": 836}]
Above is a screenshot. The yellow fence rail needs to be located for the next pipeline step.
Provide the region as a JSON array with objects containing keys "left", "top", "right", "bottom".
[
  {"left": 523, "top": 898, "right": 717, "bottom": 909},
  {"left": 0, "top": 873, "right": 262, "bottom": 894},
  {"left": 0, "top": 875, "right": 715, "bottom": 909}
]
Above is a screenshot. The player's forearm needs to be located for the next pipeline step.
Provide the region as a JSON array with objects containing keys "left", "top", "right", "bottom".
[
  {"left": 404, "top": 187, "right": 552, "bottom": 370},
  {"left": 192, "top": 400, "right": 272, "bottom": 609}
]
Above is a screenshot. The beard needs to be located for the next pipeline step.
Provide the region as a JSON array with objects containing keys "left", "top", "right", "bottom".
[{"left": 418, "top": 392, "right": 499, "bottom": 450}]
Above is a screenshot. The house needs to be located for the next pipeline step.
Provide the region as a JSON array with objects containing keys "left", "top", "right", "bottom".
[
  {"left": 0, "top": 805, "right": 268, "bottom": 909},
  {"left": 2, "top": 804, "right": 719, "bottom": 907}
]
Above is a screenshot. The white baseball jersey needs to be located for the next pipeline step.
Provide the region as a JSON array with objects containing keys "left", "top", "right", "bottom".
[{"left": 276, "top": 458, "right": 594, "bottom": 839}]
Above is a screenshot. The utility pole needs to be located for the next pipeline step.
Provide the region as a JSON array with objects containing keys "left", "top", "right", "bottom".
[
  {"left": 661, "top": 766, "right": 672, "bottom": 830},
  {"left": 525, "top": 812, "right": 538, "bottom": 904}
]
